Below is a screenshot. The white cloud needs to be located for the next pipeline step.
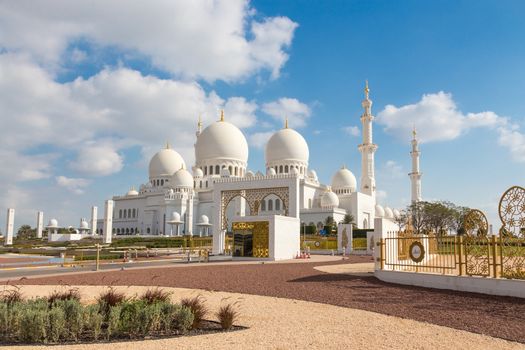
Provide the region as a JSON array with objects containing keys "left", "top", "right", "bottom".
[
  {"left": 384, "top": 160, "right": 403, "bottom": 179},
  {"left": 224, "top": 97, "right": 257, "bottom": 128},
  {"left": 262, "top": 97, "right": 311, "bottom": 128},
  {"left": 70, "top": 48, "right": 87, "bottom": 63},
  {"left": 0, "top": 1, "right": 297, "bottom": 82},
  {"left": 56, "top": 176, "right": 90, "bottom": 194},
  {"left": 343, "top": 126, "right": 360, "bottom": 137},
  {"left": 69, "top": 144, "right": 124, "bottom": 177},
  {"left": 377, "top": 91, "right": 525, "bottom": 162},
  {"left": 249, "top": 131, "right": 275, "bottom": 149}
]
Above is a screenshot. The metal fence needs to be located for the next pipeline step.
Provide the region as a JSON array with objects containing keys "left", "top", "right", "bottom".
[{"left": 379, "top": 233, "right": 525, "bottom": 280}]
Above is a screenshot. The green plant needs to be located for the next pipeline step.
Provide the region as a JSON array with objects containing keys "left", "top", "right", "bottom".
[
  {"left": 105, "top": 304, "right": 122, "bottom": 340},
  {"left": 18, "top": 301, "right": 48, "bottom": 343},
  {"left": 57, "top": 299, "right": 84, "bottom": 341},
  {"left": 181, "top": 295, "right": 207, "bottom": 329},
  {"left": 173, "top": 305, "right": 194, "bottom": 332},
  {"left": 140, "top": 288, "right": 172, "bottom": 304},
  {"left": 47, "top": 288, "right": 81, "bottom": 305},
  {"left": 84, "top": 304, "right": 103, "bottom": 341},
  {"left": 47, "top": 306, "right": 66, "bottom": 342},
  {"left": 216, "top": 303, "right": 239, "bottom": 330}
]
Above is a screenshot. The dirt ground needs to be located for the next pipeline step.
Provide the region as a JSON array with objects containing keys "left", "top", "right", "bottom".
[
  {"left": 11, "top": 255, "right": 525, "bottom": 343},
  {"left": 8, "top": 285, "right": 525, "bottom": 350}
]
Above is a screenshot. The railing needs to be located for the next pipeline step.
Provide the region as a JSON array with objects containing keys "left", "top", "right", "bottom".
[
  {"left": 379, "top": 234, "right": 525, "bottom": 280},
  {"left": 301, "top": 235, "right": 337, "bottom": 250}
]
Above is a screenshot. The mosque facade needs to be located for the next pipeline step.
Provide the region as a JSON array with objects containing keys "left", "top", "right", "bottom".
[{"left": 96, "top": 84, "right": 410, "bottom": 238}]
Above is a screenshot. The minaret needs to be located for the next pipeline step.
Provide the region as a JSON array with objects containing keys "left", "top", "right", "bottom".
[
  {"left": 358, "top": 81, "right": 378, "bottom": 197},
  {"left": 409, "top": 127, "right": 422, "bottom": 202}
]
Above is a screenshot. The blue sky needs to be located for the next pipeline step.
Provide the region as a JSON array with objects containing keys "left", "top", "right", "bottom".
[{"left": 1, "top": 0, "right": 524, "bottom": 230}]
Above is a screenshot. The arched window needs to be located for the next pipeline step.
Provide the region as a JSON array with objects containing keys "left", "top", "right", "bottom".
[
  {"left": 130, "top": 228, "right": 134, "bottom": 234},
  {"left": 126, "top": 228, "right": 129, "bottom": 234},
  {"left": 274, "top": 166, "right": 278, "bottom": 173},
  {"left": 204, "top": 166, "right": 207, "bottom": 175},
  {"left": 119, "top": 209, "right": 122, "bottom": 219},
  {"left": 199, "top": 180, "right": 202, "bottom": 188},
  {"left": 117, "top": 228, "right": 120, "bottom": 234},
  {"left": 279, "top": 165, "right": 283, "bottom": 173},
  {"left": 128, "top": 209, "right": 131, "bottom": 218},
  {"left": 285, "top": 165, "right": 289, "bottom": 173},
  {"left": 209, "top": 165, "right": 213, "bottom": 175},
  {"left": 147, "top": 227, "right": 151, "bottom": 234},
  {"left": 275, "top": 199, "right": 281, "bottom": 211},
  {"left": 206, "top": 181, "right": 208, "bottom": 188},
  {"left": 261, "top": 200, "right": 266, "bottom": 211},
  {"left": 308, "top": 198, "right": 312, "bottom": 209},
  {"left": 234, "top": 167, "right": 238, "bottom": 176},
  {"left": 228, "top": 166, "right": 233, "bottom": 175},
  {"left": 268, "top": 199, "right": 273, "bottom": 211},
  {"left": 123, "top": 210, "right": 127, "bottom": 219},
  {"left": 194, "top": 181, "right": 196, "bottom": 188},
  {"left": 363, "top": 218, "right": 368, "bottom": 229},
  {"left": 132, "top": 209, "right": 136, "bottom": 218},
  {"left": 215, "top": 165, "right": 220, "bottom": 174}
]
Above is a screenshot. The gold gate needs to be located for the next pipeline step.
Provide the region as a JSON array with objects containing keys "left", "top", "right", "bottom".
[{"left": 232, "top": 221, "right": 269, "bottom": 258}]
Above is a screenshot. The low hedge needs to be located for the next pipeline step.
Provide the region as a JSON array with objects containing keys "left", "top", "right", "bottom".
[{"left": 0, "top": 297, "right": 193, "bottom": 344}]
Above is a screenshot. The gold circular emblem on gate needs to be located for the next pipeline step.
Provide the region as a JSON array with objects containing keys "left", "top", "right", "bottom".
[{"left": 409, "top": 241, "right": 425, "bottom": 263}]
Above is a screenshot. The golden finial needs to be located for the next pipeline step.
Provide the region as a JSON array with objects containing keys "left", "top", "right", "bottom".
[
  {"left": 412, "top": 124, "right": 417, "bottom": 138},
  {"left": 364, "top": 80, "right": 370, "bottom": 98},
  {"left": 198, "top": 114, "right": 202, "bottom": 128},
  {"left": 165, "top": 140, "right": 171, "bottom": 149},
  {"left": 220, "top": 109, "right": 224, "bottom": 122},
  {"left": 342, "top": 164, "right": 346, "bottom": 169},
  {"left": 284, "top": 116, "right": 289, "bottom": 129}
]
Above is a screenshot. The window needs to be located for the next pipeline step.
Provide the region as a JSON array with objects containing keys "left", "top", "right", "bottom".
[
  {"left": 128, "top": 209, "right": 131, "bottom": 218},
  {"left": 229, "top": 166, "right": 233, "bottom": 175},
  {"left": 363, "top": 218, "right": 368, "bottom": 229},
  {"left": 279, "top": 165, "right": 283, "bottom": 173},
  {"left": 204, "top": 166, "right": 207, "bottom": 175},
  {"left": 285, "top": 165, "right": 289, "bottom": 173},
  {"left": 117, "top": 228, "right": 120, "bottom": 234},
  {"left": 215, "top": 165, "right": 220, "bottom": 174},
  {"left": 119, "top": 209, "right": 122, "bottom": 219},
  {"left": 209, "top": 165, "right": 213, "bottom": 175},
  {"left": 234, "top": 167, "right": 238, "bottom": 176},
  {"left": 112, "top": 228, "right": 115, "bottom": 234},
  {"left": 123, "top": 210, "right": 127, "bottom": 219},
  {"left": 206, "top": 181, "right": 208, "bottom": 188},
  {"left": 268, "top": 199, "right": 273, "bottom": 211},
  {"left": 308, "top": 198, "right": 312, "bottom": 209},
  {"left": 275, "top": 199, "right": 281, "bottom": 211},
  {"left": 147, "top": 227, "right": 151, "bottom": 234},
  {"left": 200, "top": 180, "right": 202, "bottom": 188},
  {"left": 261, "top": 200, "right": 266, "bottom": 211}
]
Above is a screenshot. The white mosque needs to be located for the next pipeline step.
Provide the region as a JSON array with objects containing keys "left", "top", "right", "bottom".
[{"left": 96, "top": 83, "right": 421, "bottom": 241}]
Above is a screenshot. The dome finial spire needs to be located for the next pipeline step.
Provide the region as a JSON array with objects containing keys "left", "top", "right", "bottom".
[
  {"left": 412, "top": 124, "right": 417, "bottom": 139},
  {"left": 165, "top": 140, "right": 171, "bottom": 149},
  {"left": 220, "top": 109, "right": 224, "bottom": 122},
  {"left": 364, "top": 80, "right": 370, "bottom": 99},
  {"left": 284, "top": 116, "right": 288, "bottom": 129}
]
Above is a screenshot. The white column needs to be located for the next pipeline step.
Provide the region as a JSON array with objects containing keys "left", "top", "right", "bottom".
[
  {"left": 358, "top": 82, "right": 378, "bottom": 198},
  {"left": 186, "top": 196, "right": 194, "bottom": 236},
  {"left": 103, "top": 200, "right": 113, "bottom": 244},
  {"left": 36, "top": 211, "right": 44, "bottom": 238},
  {"left": 5, "top": 208, "right": 14, "bottom": 245},
  {"left": 409, "top": 129, "right": 422, "bottom": 202},
  {"left": 91, "top": 206, "right": 98, "bottom": 235}
]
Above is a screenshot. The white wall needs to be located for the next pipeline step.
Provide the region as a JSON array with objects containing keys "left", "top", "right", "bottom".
[{"left": 272, "top": 215, "right": 300, "bottom": 260}]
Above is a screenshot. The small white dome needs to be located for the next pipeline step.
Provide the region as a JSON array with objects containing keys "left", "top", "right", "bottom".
[
  {"left": 246, "top": 170, "right": 255, "bottom": 178},
  {"left": 393, "top": 209, "right": 401, "bottom": 218},
  {"left": 195, "top": 119, "right": 248, "bottom": 164},
  {"left": 170, "top": 211, "right": 181, "bottom": 222},
  {"left": 199, "top": 215, "right": 209, "bottom": 224},
  {"left": 265, "top": 128, "right": 309, "bottom": 166},
  {"left": 375, "top": 204, "right": 385, "bottom": 218},
  {"left": 48, "top": 219, "right": 58, "bottom": 227},
  {"left": 331, "top": 166, "right": 357, "bottom": 193},
  {"left": 126, "top": 187, "right": 139, "bottom": 196},
  {"left": 149, "top": 146, "right": 186, "bottom": 179},
  {"left": 170, "top": 168, "right": 194, "bottom": 188},
  {"left": 321, "top": 190, "right": 340, "bottom": 209},
  {"left": 267, "top": 168, "right": 276, "bottom": 176},
  {"left": 80, "top": 220, "right": 89, "bottom": 229},
  {"left": 193, "top": 168, "right": 204, "bottom": 177},
  {"left": 307, "top": 169, "right": 318, "bottom": 181},
  {"left": 384, "top": 207, "right": 394, "bottom": 219},
  {"left": 221, "top": 168, "right": 230, "bottom": 177}
]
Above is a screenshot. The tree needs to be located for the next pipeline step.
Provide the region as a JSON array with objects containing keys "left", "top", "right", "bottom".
[
  {"left": 16, "top": 225, "right": 36, "bottom": 240},
  {"left": 342, "top": 214, "right": 355, "bottom": 225},
  {"left": 449, "top": 205, "right": 470, "bottom": 235},
  {"left": 423, "top": 201, "right": 454, "bottom": 235},
  {"left": 408, "top": 201, "right": 428, "bottom": 235},
  {"left": 393, "top": 209, "right": 409, "bottom": 232}
]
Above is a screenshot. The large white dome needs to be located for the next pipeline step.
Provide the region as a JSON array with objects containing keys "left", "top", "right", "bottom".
[
  {"left": 384, "top": 207, "right": 394, "bottom": 219},
  {"left": 265, "top": 128, "right": 309, "bottom": 165},
  {"left": 375, "top": 204, "right": 385, "bottom": 218},
  {"left": 195, "top": 120, "right": 248, "bottom": 164},
  {"left": 321, "top": 190, "right": 340, "bottom": 209},
  {"left": 149, "top": 146, "right": 186, "bottom": 179},
  {"left": 170, "top": 168, "right": 194, "bottom": 188},
  {"left": 331, "top": 166, "right": 357, "bottom": 193}
]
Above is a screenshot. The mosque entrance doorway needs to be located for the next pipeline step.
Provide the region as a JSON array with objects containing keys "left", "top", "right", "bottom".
[{"left": 232, "top": 221, "right": 269, "bottom": 258}]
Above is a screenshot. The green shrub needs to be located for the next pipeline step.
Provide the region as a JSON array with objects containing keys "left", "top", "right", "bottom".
[
  {"left": 58, "top": 299, "right": 84, "bottom": 341},
  {"left": 84, "top": 304, "right": 103, "bottom": 341},
  {"left": 97, "top": 287, "right": 126, "bottom": 317},
  {"left": 174, "top": 305, "right": 194, "bottom": 332},
  {"left": 18, "top": 304, "right": 48, "bottom": 343},
  {"left": 181, "top": 295, "right": 207, "bottom": 329},
  {"left": 105, "top": 304, "right": 121, "bottom": 340},
  {"left": 47, "top": 306, "right": 66, "bottom": 342},
  {"left": 216, "top": 303, "right": 239, "bottom": 330}
]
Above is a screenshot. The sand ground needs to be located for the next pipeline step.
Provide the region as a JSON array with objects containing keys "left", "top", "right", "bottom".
[{"left": 7, "top": 284, "right": 524, "bottom": 350}]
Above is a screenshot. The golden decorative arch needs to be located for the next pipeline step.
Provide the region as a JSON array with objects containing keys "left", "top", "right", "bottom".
[
  {"left": 498, "top": 185, "right": 525, "bottom": 238},
  {"left": 463, "top": 209, "right": 489, "bottom": 237}
]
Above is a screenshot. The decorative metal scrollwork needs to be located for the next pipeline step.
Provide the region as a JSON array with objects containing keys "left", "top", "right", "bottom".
[
  {"left": 464, "top": 235, "right": 490, "bottom": 276},
  {"left": 498, "top": 186, "right": 525, "bottom": 238},
  {"left": 463, "top": 209, "right": 489, "bottom": 237}
]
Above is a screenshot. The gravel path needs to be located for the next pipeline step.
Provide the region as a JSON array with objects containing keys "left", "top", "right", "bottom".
[
  {"left": 10, "top": 285, "right": 525, "bottom": 350},
  {"left": 11, "top": 255, "right": 525, "bottom": 343}
]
